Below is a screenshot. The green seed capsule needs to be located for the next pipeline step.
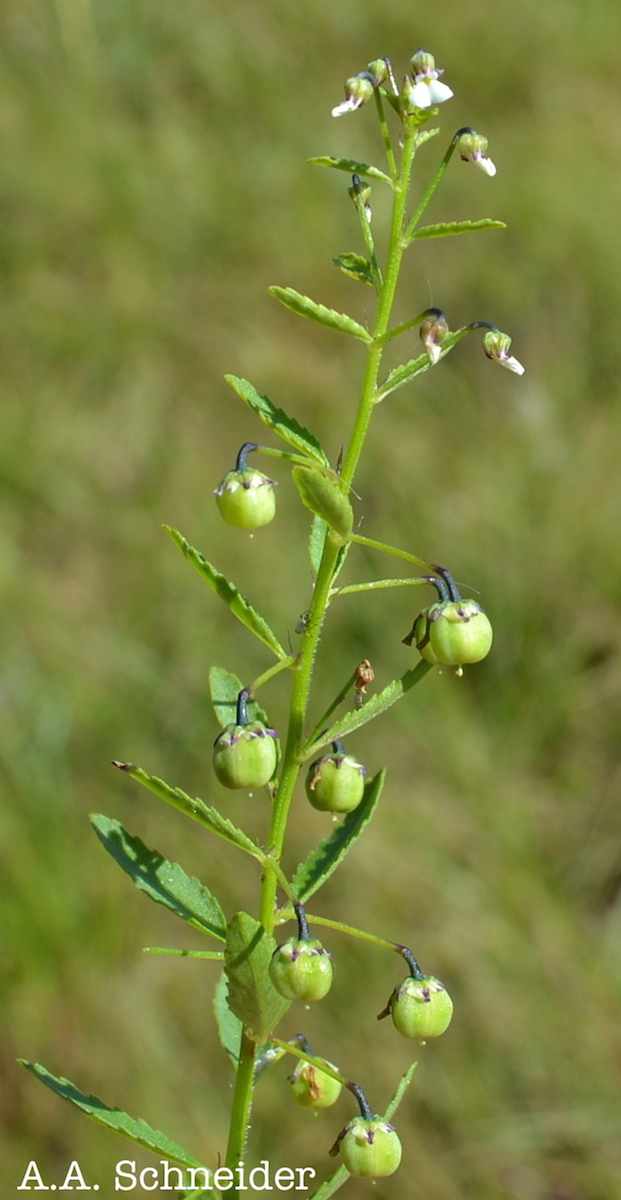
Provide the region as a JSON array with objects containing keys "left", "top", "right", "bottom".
[
  {"left": 305, "top": 753, "right": 366, "bottom": 814},
  {"left": 415, "top": 600, "right": 493, "bottom": 667},
  {"left": 289, "top": 1060, "right": 342, "bottom": 1109},
  {"left": 214, "top": 469, "right": 276, "bottom": 529},
  {"left": 339, "top": 1117, "right": 402, "bottom": 1178},
  {"left": 390, "top": 975, "right": 454, "bottom": 1042},
  {"left": 269, "top": 938, "right": 334, "bottom": 1002},
  {"left": 212, "top": 722, "right": 278, "bottom": 790}
]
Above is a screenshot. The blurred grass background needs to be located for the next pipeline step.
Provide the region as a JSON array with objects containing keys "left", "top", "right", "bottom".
[{"left": 2, "top": 0, "right": 621, "bottom": 1196}]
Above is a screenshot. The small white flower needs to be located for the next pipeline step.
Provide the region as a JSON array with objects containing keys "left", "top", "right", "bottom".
[
  {"left": 457, "top": 129, "right": 497, "bottom": 177},
  {"left": 331, "top": 74, "right": 375, "bottom": 119},
  {"left": 420, "top": 309, "right": 449, "bottom": 365},
  {"left": 483, "top": 330, "right": 525, "bottom": 375},
  {"left": 409, "top": 74, "right": 454, "bottom": 109}
]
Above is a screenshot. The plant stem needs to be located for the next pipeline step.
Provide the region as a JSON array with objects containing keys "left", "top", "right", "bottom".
[
  {"left": 223, "top": 120, "right": 421, "bottom": 1194},
  {"left": 224, "top": 1033, "right": 257, "bottom": 1171}
]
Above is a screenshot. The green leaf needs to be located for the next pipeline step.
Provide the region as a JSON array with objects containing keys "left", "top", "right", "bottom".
[
  {"left": 165, "top": 527, "right": 286, "bottom": 660},
  {"left": 333, "top": 253, "right": 375, "bottom": 287},
  {"left": 224, "top": 375, "right": 328, "bottom": 466},
  {"left": 411, "top": 218, "right": 506, "bottom": 240},
  {"left": 301, "top": 661, "right": 434, "bottom": 759},
  {"left": 309, "top": 515, "right": 328, "bottom": 576},
  {"left": 292, "top": 770, "right": 385, "bottom": 904},
  {"left": 269, "top": 286, "right": 372, "bottom": 344},
  {"left": 214, "top": 971, "right": 242, "bottom": 1067},
  {"left": 376, "top": 353, "right": 431, "bottom": 400},
  {"left": 19, "top": 1062, "right": 210, "bottom": 1174},
  {"left": 225, "top": 912, "right": 290, "bottom": 1041},
  {"left": 90, "top": 815, "right": 227, "bottom": 940},
  {"left": 209, "top": 666, "right": 270, "bottom": 730},
  {"left": 415, "top": 127, "right": 440, "bottom": 147},
  {"left": 292, "top": 466, "right": 353, "bottom": 545},
  {"left": 308, "top": 155, "right": 392, "bottom": 185},
  {"left": 376, "top": 327, "right": 471, "bottom": 400},
  {"left": 112, "top": 763, "right": 264, "bottom": 861}
]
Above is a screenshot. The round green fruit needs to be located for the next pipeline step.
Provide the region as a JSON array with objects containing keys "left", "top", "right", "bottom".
[
  {"left": 269, "top": 938, "right": 334, "bottom": 1002},
  {"left": 390, "top": 975, "right": 454, "bottom": 1042},
  {"left": 212, "top": 722, "right": 278, "bottom": 790},
  {"left": 339, "top": 1117, "right": 402, "bottom": 1178},
  {"left": 289, "top": 1061, "right": 342, "bottom": 1109},
  {"left": 415, "top": 600, "right": 493, "bottom": 667},
  {"left": 214, "top": 469, "right": 276, "bottom": 529},
  {"left": 305, "top": 753, "right": 366, "bottom": 814}
]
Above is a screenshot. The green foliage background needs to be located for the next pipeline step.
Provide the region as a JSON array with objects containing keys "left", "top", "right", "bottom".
[{"left": 2, "top": 1, "right": 621, "bottom": 1196}]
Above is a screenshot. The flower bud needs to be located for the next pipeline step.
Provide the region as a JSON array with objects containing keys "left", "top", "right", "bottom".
[
  {"left": 388, "top": 975, "right": 454, "bottom": 1043},
  {"left": 338, "top": 1117, "right": 402, "bottom": 1178},
  {"left": 214, "top": 469, "right": 276, "bottom": 529},
  {"left": 212, "top": 722, "right": 278, "bottom": 790},
  {"left": 348, "top": 175, "right": 372, "bottom": 223},
  {"left": 289, "top": 1060, "right": 342, "bottom": 1109},
  {"left": 305, "top": 752, "right": 367, "bottom": 814},
  {"left": 457, "top": 128, "right": 497, "bottom": 177},
  {"left": 332, "top": 74, "right": 375, "bottom": 119},
  {"left": 483, "top": 329, "right": 525, "bottom": 375},
  {"left": 367, "top": 59, "right": 389, "bottom": 86},
  {"left": 269, "top": 938, "right": 334, "bottom": 1002},
  {"left": 410, "top": 600, "right": 493, "bottom": 667},
  {"left": 420, "top": 308, "right": 449, "bottom": 365}
]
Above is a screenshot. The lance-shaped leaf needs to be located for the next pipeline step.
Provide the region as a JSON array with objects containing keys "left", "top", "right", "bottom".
[
  {"left": 225, "top": 912, "right": 290, "bottom": 1041},
  {"left": 376, "top": 329, "right": 471, "bottom": 401},
  {"left": 19, "top": 1063, "right": 211, "bottom": 1176},
  {"left": 293, "top": 770, "right": 385, "bottom": 904},
  {"left": 165, "top": 527, "right": 286, "bottom": 660},
  {"left": 292, "top": 466, "right": 353, "bottom": 546},
  {"left": 300, "top": 661, "right": 434, "bottom": 760},
  {"left": 224, "top": 375, "right": 328, "bottom": 466},
  {"left": 410, "top": 217, "right": 506, "bottom": 241},
  {"left": 376, "top": 353, "right": 431, "bottom": 400},
  {"left": 209, "top": 666, "right": 270, "bottom": 730},
  {"left": 213, "top": 973, "right": 279, "bottom": 1082},
  {"left": 333, "top": 253, "right": 375, "bottom": 287},
  {"left": 308, "top": 155, "right": 392, "bottom": 185},
  {"left": 90, "top": 815, "right": 227, "bottom": 940},
  {"left": 214, "top": 970, "right": 243, "bottom": 1067},
  {"left": 309, "top": 515, "right": 328, "bottom": 576},
  {"left": 112, "top": 763, "right": 264, "bottom": 861},
  {"left": 269, "top": 287, "right": 372, "bottom": 344}
]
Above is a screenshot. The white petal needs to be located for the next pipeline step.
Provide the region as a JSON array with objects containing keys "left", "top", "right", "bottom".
[
  {"left": 409, "top": 80, "right": 434, "bottom": 108},
  {"left": 331, "top": 98, "right": 359, "bottom": 118},
  {"left": 427, "top": 79, "right": 453, "bottom": 105},
  {"left": 425, "top": 343, "right": 441, "bottom": 365},
  {"left": 475, "top": 155, "right": 497, "bottom": 177},
  {"left": 500, "top": 354, "right": 525, "bottom": 375}
]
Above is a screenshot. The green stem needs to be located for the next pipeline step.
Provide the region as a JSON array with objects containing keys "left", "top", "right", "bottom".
[
  {"left": 224, "top": 1033, "right": 257, "bottom": 1172},
  {"left": 224, "top": 119, "right": 422, "bottom": 1190},
  {"left": 350, "top": 532, "right": 435, "bottom": 571},
  {"left": 404, "top": 134, "right": 459, "bottom": 242},
  {"left": 250, "top": 654, "right": 296, "bottom": 694},
  {"left": 374, "top": 89, "right": 398, "bottom": 183},
  {"left": 333, "top": 576, "right": 430, "bottom": 597}
]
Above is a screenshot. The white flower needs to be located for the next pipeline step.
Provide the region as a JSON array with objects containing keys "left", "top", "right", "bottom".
[
  {"left": 331, "top": 74, "right": 375, "bottom": 119},
  {"left": 420, "top": 309, "right": 449, "bottom": 364},
  {"left": 457, "top": 130, "right": 497, "bottom": 177},
  {"left": 409, "top": 73, "right": 454, "bottom": 109},
  {"left": 483, "top": 330, "right": 525, "bottom": 375}
]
